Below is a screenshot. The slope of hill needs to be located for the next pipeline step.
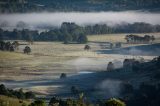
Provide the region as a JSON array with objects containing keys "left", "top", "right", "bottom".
[
  {"left": 48, "top": 56, "right": 160, "bottom": 100},
  {"left": 0, "top": 95, "right": 31, "bottom": 106}
]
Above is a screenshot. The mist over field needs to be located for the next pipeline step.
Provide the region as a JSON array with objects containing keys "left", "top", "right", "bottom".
[{"left": 1, "top": 11, "right": 160, "bottom": 30}]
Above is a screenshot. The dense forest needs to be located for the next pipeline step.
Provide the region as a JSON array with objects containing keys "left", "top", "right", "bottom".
[
  {"left": 0, "top": 22, "right": 160, "bottom": 43},
  {"left": 0, "top": 0, "right": 160, "bottom": 13}
]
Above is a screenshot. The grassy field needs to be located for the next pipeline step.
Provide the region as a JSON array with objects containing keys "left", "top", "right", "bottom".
[
  {"left": 0, "top": 33, "right": 159, "bottom": 96},
  {"left": 0, "top": 95, "right": 31, "bottom": 106},
  {"left": 0, "top": 33, "right": 159, "bottom": 81},
  {"left": 88, "top": 33, "right": 160, "bottom": 43}
]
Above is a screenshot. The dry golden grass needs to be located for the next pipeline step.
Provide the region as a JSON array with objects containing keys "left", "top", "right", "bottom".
[
  {"left": 0, "top": 51, "right": 31, "bottom": 60},
  {"left": 87, "top": 33, "right": 160, "bottom": 43},
  {"left": 0, "top": 33, "right": 158, "bottom": 81},
  {"left": 0, "top": 95, "right": 31, "bottom": 106}
]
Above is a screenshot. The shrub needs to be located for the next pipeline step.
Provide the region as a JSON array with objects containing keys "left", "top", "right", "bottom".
[
  {"left": 106, "top": 98, "right": 126, "bottom": 106},
  {"left": 60, "top": 73, "right": 67, "bottom": 79}
]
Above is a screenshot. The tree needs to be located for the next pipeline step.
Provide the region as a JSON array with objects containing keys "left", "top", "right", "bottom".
[
  {"left": 84, "top": 45, "right": 91, "bottom": 50},
  {"left": 77, "top": 34, "right": 88, "bottom": 44},
  {"left": 25, "top": 91, "right": 35, "bottom": 99},
  {"left": 60, "top": 73, "right": 67, "bottom": 79},
  {"left": 107, "top": 62, "right": 114, "bottom": 71},
  {"left": 12, "top": 41, "right": 19, "bottom": 50},
  {"left": 0, "top": 84, "right": 8, "bottom": 95},
  {"left": 9, "top": 45, "right": 15, "bottom": 52},
  {"left": 23, "top": 46, "right": 31, "bottom": 54},
  {"left": 0, "top": 41, "right": 5, "bottom": 50},
  {"left": 105, "top": 98, "right": 126, "bottom": 106}
]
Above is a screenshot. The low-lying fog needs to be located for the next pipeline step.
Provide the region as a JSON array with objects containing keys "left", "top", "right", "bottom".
[{"left": 0, "top": 11, "right": 160, "bottom": 30}]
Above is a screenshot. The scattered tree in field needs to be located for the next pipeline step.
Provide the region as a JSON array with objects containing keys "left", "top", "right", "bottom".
[
  {"left": 23, "top": 46, "right": 31, "bottom": 54},
  {"left": 105, "top": 98, "right": 126, "bottom": 106},
  {"left": 84, "top": 45, "right": 91, "bottom": 50},
  {"left": 9, "top": 46, "right": 15, "bottom": 52},
  {"left": 12, "top": 41, "right": 19, "bottom": 50},
  {"left": 107, "top": 62, "right": 114, "bottom": 71},
  {"left": 60, "top": 73, "right": 67, "bottom": 79},
  {"left": 125, "top": 34, "right": 155, "bottom": 44}
]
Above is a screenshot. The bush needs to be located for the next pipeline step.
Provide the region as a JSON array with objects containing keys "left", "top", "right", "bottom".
[
  {"left": 106, "top": 98, "right": 126, "bottom": 106},
  {"left": 24, "top": 46, "right": 31, "bottom": 54},
  {"left": 60, "top": 73, "right": 67, "bottom": 79}
]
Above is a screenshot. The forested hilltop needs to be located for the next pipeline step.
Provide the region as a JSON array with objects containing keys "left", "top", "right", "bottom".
[{"left": 0, "top": 0, "right": 160, "bottom": 13}]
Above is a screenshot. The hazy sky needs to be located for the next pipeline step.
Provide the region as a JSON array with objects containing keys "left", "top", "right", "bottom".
[{"left": 0, "top": 11, "right": 160, "bottom": 30}]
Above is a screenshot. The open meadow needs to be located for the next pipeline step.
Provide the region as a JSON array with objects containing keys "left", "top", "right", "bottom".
[
  {"left": 0, "top": 33, "right": 159, "bottom": 96},
  {"left": 88, "top": 33, "right": 160, "bottom": 43}
]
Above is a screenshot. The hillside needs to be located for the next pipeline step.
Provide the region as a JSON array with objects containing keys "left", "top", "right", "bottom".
[
  {"left": 50, "top": 56, "right": 160, "bottom": 100},
  {"left": 0, "top": 95, "right": 31, "bottom": 106}
]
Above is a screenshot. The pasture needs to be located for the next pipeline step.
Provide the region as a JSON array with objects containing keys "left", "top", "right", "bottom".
[
  {"left": 88, "top": 33, "right": 160, "bottom": 43},
  {"left": 0, "top": 33, "right": 159, "bottom": 95},
  {"left": 0, "top": 95, "right": 31, "bottom": 106}
]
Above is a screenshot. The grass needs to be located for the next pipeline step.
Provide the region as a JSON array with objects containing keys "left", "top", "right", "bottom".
[
  {"left": 0, "top": 51, "right": 31, "bottom": 60},
  {"left": 0, "top": 95, "right": 31, "bottom": 106},
  {"left": 0, "top": 33, "right": 158, "bottom": 97},
  {"left": 0, "top": 33, "right": 159, "bottom": 81},
  {"left": 87, "top": 33, "right": 160, "bottom": 43}
]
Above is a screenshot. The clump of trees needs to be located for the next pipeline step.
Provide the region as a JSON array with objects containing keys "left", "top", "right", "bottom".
[
  {"left": 23, "top": 46, "right": 31, "bottom": 54},
  {"left": 60, "top": 73, "right": 67, "bottom": 79},
  {"left": 107, "top": 62, "right": 115, "bottom": 71},
  {"left": 84, "top": 45, "right": 91, "bottom": 50},
  {"left": 0, "top": 84, "right": 35, "bottom": 99},
  {"left": 0, "top": 41, "right": 19, "bottom": 52},
  {"left": 109, "top": 43, "right": 122, "bottom": 49},
  {"left": 123, "top": 59, "right": 140, "bottom": 71},
  {"left": 1, "top": 22, "right": 160, "bottom": 44},
  {"left": 0, "top": 22, "right": 88, "bottom": 44},
  {"left": 125, "top": 34, "right": 155, "bottom": 44}
]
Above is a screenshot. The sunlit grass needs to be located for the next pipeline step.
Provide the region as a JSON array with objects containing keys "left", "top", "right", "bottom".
[
  {"left": 87, "top": 33, "right": 160, "bottom": 43},
  {"left": 0, "top": 95, "right": 31, "bottom": 106}
]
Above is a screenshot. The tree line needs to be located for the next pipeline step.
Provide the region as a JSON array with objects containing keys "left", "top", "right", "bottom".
[
  {"left": 0, "top": 22, "right": 88, "bottom": 44},
  {"left": 125, "top": 34, "right": 155, "bottom": 44},
  {"left": 1, "top": 22, "right": 160, "bottom": 43}
]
